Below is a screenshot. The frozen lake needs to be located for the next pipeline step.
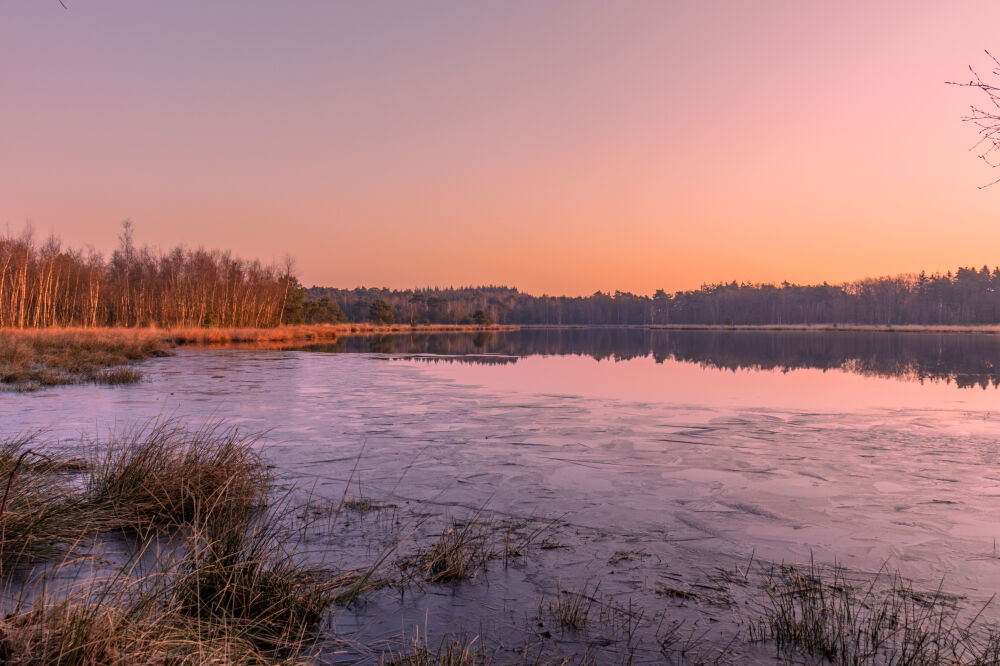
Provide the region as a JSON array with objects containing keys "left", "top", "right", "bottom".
[{"left": 5, "top": 328, "right": 1000, "bottom": 662}]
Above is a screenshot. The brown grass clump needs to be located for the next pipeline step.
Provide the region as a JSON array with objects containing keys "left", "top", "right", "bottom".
[
  {"left": 169, "top": 504, "right": 337, "bottom": 657},
  {"left": 87, "top": 420, "right": 270, "bottom": 529},
  {"left": 747, "top": 560, "right": 1000, "bottom": 665},
  {"left": 381, "top": 630, "right": 493, "bottom": 666},
  {"left": 0, "top": 573, "right": 327, "bottom": 665},
  {"left": 0, "top": 328, "right": 170, "bottom": 390},
  {"left": 399, "top": 520, "right": 492, "bottom": 584},
  {"left": 0, "top": 476, "right": 87, "bottom": 571},
  {"left": 91, "top": 367, "right": 143, "bottom": 385},
  {"left": 392, "top": 515, "right": 555, "bottom": 588},
  {"left": 541, "top": 582, "right": 596, "bottom": 632},
  {"left": 0, "top": 597, "right": 147, "bottom": 665},
  {"left": 0, "top": 435, "right": 94, "bottom": 570},
  {"left": 0, "top": 421, "right": 362, "bottom": 664}
]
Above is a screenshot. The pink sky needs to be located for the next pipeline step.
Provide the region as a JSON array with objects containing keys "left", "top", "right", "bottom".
[{"left": 2, "top": 1, "right": 999, "bottom": 295}]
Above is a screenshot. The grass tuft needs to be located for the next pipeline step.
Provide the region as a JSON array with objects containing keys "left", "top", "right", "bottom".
[
  {"left": 747, "top": 559, "right": 1000, "bottom": 665},
  {"left": 399, "top": 519, "right": 492, "bottom": 584},
  {"left": 0, "top": 597, "right": 144, "bottom": 665},
  {"left": 542, "top": 581, "right": 596, "bottom": 631},
  {"left": 87, "top": 420, "right": 270, "bottom": 529},
  {"left": 0, "top": 435, "right": 95, "bottom": 570},
  {"left": 92, "top": 367, "right": 143, "bottom": 385},
  {"left": 169, "top": 504, "right": 336, "bottom": 657},
  {"left": 381, "top": 629, "right": 493, "bottom": 666},
  {"left": 0, "top": 421, "right": 347, "bottom": 663}
]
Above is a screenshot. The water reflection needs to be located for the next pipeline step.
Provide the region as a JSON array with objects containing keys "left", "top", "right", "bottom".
[{"left": 295, "top": 328, "right": 1000, "bottom": 389}]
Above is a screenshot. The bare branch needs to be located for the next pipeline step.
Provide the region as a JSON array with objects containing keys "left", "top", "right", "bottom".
[{"left": 948, "top": 50, "right": 1000, "bottom": 187}]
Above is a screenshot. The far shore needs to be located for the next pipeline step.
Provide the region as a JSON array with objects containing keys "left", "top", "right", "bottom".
[
  {"left": 0, "top": 322, "right": 519, "bottom": 346},
  {"left": 650, "top": 323, "right": 1000, "bottom": 333},
  {"left": 516, "top": 323, "right": 1000, "bottom": 334},
  {"left": 7, "top": 321, "right": 1000, "bottom": 346},
  {"left": 156, "top": 322, "right": 519, "bottom": 345},
  {"left": 0, "top": 324, "right": 515, "bottom": 389}
]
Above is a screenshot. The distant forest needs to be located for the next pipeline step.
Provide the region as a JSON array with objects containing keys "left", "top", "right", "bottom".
[
  {"left": 305, "top": 266, "right": 1000, "bottom": 326},
  {"left": 5, "top": 224, "right": 1000, "bottom": 329}
]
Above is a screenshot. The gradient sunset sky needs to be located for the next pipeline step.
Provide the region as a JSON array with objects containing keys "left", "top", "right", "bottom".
[{"left": 2, "top": 1, "right": 999, "bottom": 296}]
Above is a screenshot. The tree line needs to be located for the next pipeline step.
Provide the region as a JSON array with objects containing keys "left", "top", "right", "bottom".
[
  {"left": 0, "top": 223, "right": 298, "bottom": 328},
  {"left": 5, "top": 223, "right": 1000, "bottom": 329},
  {"left": 305, "top": 267, "right": 1000, "bottom": 327}
]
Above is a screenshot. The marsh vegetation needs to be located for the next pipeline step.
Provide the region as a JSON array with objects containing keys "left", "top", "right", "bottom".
[
  {"left": 0, "top": 325, "right": 504, "bottom": 390},
  {"left": 3, "top": 419, "right": 1000, "bottom": 664},
  {"left": 0, "top": 421, "right": 351, "bottom": 663},
  {"left": 0, "top": 328, "right": 171, "bottom": 390}
]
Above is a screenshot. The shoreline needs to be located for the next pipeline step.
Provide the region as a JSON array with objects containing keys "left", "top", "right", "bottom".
[
  {"left": 158, "top": 322, "right": 519, "bottom": 345},
  {"left": 9, "top": 321, "right": 1000, "bottom": 340},
  {"left": 0, "top": 325, "right": 514, "bottom": 389},
  {"left": 0, "top": 323, "right": 519, "bottom": 345},
  {"left": 515, "top": 323, "right": 1000, "bottom": 334}
]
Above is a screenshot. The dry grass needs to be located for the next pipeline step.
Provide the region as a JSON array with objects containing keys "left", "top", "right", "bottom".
[
  {"left": 0, "top": 434, "right": 97, "bottom": 570},
  {"left": 168, "top": 504, "right": 337, "bottom": 657},
  {"left": 0, "top": 589, "right": 257, "bottom": 666},
  {"left": 542, "top": 581, "right": 596, "bottom": 632},
  {"left": 0, "top": 596, "right": 156, "bottom": 665},
  {"left": 13, "top": 420, "right": 1000, "bottom": 664},
  {"left": 91, "top": 366, "right": 143, "bottom": 385},
  {"left": 161, "top": 324, "right": 343, "bottom": 345},
  {"left": 340, "top": 495, "right": 396, "bottom": 514},
  {"left": 395, "top": 514, "right": 556, "bottom": 587},
  {"left": 0, "top": 434, "right": 87, "bottom": 474},
  {"left": 747, "top": 560, "right": 1000, "bottom": 665},
  {"left": 0, "top": 557, "right": 334, "bottom": 665},
  {"left": 0, "top": 421, "right": 352, "bottom": 664},
  {"left": 0, "top": 472, "right": 90, "bottom": 571},
  {"left": 0, "top": 324, "right": 516, "bottom": 390},
  {"left": 0, "top": 328, "right": 171, "bottom": 390},
  {"left": 161, "top": 323, "right": 514, "bottom": 346},
  {"left": 398, "top": 519, "right": 493, "bottom": 584},
  {"left": 381, "top": 630, "right": 493, "bottom": 666},
  {"left": 87, "top": 420, "right": 270, "bottom": 529}
]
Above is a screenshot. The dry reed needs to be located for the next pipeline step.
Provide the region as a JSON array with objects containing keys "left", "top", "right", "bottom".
[
  {"left": 747, "top": 559, "right": 1000, "bottom": 665},
  {"left": 398, "top": 519, "right": 493, "bottom": 584},
  {"left": 0, "top": 420, "right": 350, "bottom": 664},
  {"left": 381, "top": 630, "right": 493, "bottom": 666},
  {"left": 0, "top": 434, "right": 97, "bottom": 570},
  {"left": 542, "top": 581, "right": 596, "bottom": 632},
  {"left": 86, "top": 420, "right": 270, "bottom": 529},
  {"left": 167, "top": 502, "right": 337, "bottom": 657}
]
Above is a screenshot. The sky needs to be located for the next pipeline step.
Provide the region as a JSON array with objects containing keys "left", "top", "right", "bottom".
[{"left": 2, "top": 1, "right": 999, "bottom": 296}]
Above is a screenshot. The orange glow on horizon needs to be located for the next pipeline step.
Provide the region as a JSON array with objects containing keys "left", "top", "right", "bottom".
[{"left": 2, "top": 1, "right": 999, "bottom": 296}]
